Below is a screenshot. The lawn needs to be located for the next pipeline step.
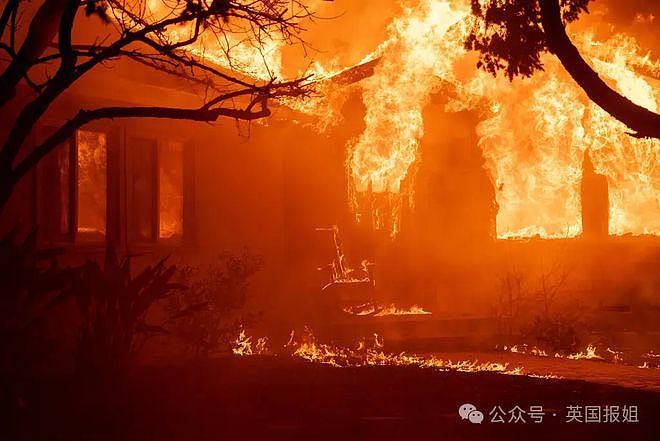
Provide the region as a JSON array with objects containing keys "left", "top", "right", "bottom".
[{"left": 9, "top": 355, "right": 660, "bottom": 441}]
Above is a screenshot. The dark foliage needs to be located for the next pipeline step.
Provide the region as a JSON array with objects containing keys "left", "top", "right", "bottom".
[
  {"left": 71, "top": 250, "right": 183, "bottom": 378},
  {"left": 526, "top": 312, "right": 582, "bottom": 353},
  {"left": 0, "top": 230, "right": 74, "bottom": 377},
  {"left": 84, "top": 0, "right": 109, "bottom": 23},
  {"left": 166, "top": 249, "right": 264, "bottom": 356},
  {"left": 0, "top": 229, "right": 76, "bottom": 417},
  {"left": 465, "top": 0, "right": 592, "bottom": 79}
]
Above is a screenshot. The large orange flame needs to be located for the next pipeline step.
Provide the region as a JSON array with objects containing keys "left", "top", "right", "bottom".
[
  {"left": 145, "top": 0, "right": 658, "bottom": 238},
  {"left": 343, "top": 0, "right": 658, "bottom": 238},
  {"left": 347, "top": 1, "right": 470, "bottom": 234}
]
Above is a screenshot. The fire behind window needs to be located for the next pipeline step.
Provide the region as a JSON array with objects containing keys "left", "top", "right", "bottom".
[
  {"left": 158, "top": 141, "right": 184, "bottom": 240},
  {"left": 47, "top": 132, "right": 182, "bottom": 244},
  {"left": 76, "top": 130, "right": 107, "bottom": 241},
  {"left": 128, "top": 137, "right": 157, "bottom": 243},
  {"left": 128, "top": 138, "right": 184, "bottom": 243}
]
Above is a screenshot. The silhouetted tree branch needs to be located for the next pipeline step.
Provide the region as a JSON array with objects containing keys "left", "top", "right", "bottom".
[
  {"left": 0, "top": 0, "right": 70, "bottom": 105},
  {"left": 538, "top": 0, "right": 660, "bottom": 138},
  {"left": 11, "top": 97, "right": 272, "bottom": 184},
  {"left": 466, "top": 0, "right": 660, "bottom": 139},
  {"left": 0, "top": 0, "right": 316, "bottom": 215}
]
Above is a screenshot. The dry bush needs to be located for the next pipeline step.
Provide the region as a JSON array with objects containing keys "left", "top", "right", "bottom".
[{"left": 166, "top": 249, "right": 264, "bottom": 356}]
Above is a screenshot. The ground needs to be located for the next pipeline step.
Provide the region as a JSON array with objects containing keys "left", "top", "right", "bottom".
[{"left": 7, "top": 353, "right": 660, "bottom": 441}]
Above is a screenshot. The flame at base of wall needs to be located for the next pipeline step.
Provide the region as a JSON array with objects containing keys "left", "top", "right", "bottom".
[{"left": 342, "top": 1, "right": 659, "bottom": 239}]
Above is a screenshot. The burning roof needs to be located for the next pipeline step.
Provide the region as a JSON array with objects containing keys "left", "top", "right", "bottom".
[{"left": 146, "top": 0, "right": 658, "bottom": 240}]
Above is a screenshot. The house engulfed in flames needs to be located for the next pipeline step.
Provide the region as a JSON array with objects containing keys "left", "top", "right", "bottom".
[{"left": 1, "top": 0, "right": 658, "bottom": 338}]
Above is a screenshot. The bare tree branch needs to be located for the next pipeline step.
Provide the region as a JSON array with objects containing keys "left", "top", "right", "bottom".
[
  {"left": 10, "top": 99, "right": 271, "bottom": 185},
  {"left": 0, "top": 0, "right": 21, "bottom": 42},
  {"left": 0, "top": 0, "right": 71, "bottom": 105},
  {"left": 0, "top": 0, "right": 316, "bottom": 214}
]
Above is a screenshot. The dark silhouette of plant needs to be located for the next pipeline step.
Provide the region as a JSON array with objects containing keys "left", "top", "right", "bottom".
[
  {"left": 527, "top": 312, "right": 582, "bottom": 354},
  {"left": 465, "top": 0, "right": 660, "bottom": 138},
  {"left": 525, "top": 259, "right": 583, "bottom": 354},
  {"left": 166, "top": 249, "right": 264, "bottom": 356},
  {"left": 71, "top": 250, "right": 183, "bottom": 379},
  {"left": 495, "top": 265, "right": 529, "bottom": 339},
  {"left": 0, "top": 229, "right": 75, "bottom": 413},
  {"left": 511, "top": 256, "right": 583, "bottom": 353}
]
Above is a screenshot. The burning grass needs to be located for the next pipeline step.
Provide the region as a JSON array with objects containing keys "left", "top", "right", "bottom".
[
  {"left": 342, "top": 303, "right": 432, "bottom": 316},
  {"left": 231, "top": 327, "right": 660, "bottom": 389},
  {"left": 233, "top": 328, "right": 560, "bottom": 379},
  {"left": 502, "top": 343, "right": 660, "bottom": 369}
]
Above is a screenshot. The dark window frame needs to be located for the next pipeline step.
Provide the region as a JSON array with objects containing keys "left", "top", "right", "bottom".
[
  {"left": 37, "top": 130, "right": 76, "bottom": 243},
  {"left": 37, "top": 124, "right": 192, "bottom": 252},
  {"left": 157, "top": 140, "right": 187, "bottom": 245},
  {"left": 37, "top": 126, "right": 111, "bottom": 247},
  {"left": 126, "top": 135, "right": 159, "bottom": 246},
  {"left": 74, "top": 129, "right": 110, "bottom": 245},
  {"left": 124, "top": 130, "right": 192, "bottom": 252}
]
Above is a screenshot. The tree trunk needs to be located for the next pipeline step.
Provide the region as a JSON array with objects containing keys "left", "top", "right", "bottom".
[{"left": 539, "top": 0, "right": 660, "bottom": 139}]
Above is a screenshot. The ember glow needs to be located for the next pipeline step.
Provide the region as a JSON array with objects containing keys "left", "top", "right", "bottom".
[
  {"left": 567, "top": 344, "right": 603, "bottom": 361},
  {"left": 374, "top": 304, "right": 432, "bottom": 316},
  {"left": 503, "top": 344, "right": 660, "bottom": 368},
  {"left": 505, "top": 344, "right": 603, "bottom": 361},
  {"left": 232, "top": 329, "right": 269, "bottom": 356}
]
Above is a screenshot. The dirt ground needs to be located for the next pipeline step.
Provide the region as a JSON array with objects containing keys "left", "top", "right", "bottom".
[{"left": 5, "top": 354, "right": 660, "bottom": 441}]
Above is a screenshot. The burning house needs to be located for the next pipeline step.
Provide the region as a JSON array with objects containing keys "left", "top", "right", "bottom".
[{"left": 1, "top": 1, "right": 659, "bottom": 439}]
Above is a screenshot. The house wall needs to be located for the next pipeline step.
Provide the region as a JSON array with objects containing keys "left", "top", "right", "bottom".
[
  {"left": 2, "top": 60, "right": 658, "bottom": 338},
  {"left": 0, "top": 63, "right": 294, "bottom": 322}
]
